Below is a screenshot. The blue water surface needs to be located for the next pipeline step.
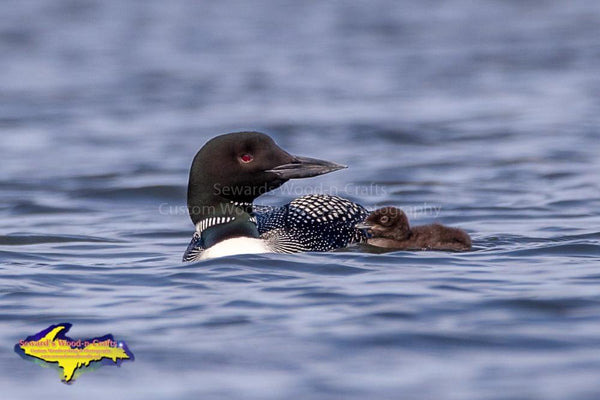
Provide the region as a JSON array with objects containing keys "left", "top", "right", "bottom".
[{"left": 1, "top": 1, "right": 600, "bottom": 399}]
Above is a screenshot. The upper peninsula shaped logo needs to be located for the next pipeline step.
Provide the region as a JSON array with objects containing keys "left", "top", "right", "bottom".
[{"left": 14, "top": 323, "right": 134, "bottom": 384}]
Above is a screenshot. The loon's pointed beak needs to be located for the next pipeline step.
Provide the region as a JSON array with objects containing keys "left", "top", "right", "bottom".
[
  {"left": 355, "top": 221, "right": 373, "bottom": 230},
  {"left": 266, "top": 156, "right": 346, "bottom": 179}
]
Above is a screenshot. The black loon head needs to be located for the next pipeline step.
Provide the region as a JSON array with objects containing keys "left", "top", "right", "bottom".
[
  {"left": 187, "top": 131, "right": 346, "bottom": 224},
  {"left": 356, "top": 207, "right": 411, "bottom": 241}
]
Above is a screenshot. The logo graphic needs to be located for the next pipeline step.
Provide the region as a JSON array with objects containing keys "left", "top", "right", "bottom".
[{"left": 14, "top": 323, "right": 134, "bottom": 384}]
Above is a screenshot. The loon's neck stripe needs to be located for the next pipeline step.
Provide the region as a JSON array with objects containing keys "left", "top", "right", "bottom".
[
  {"left": 195, "top": 215, "right": 259, "bottom": 233},
  {"left": 195, "top": 216, "right": 236, "bottom": 235},
  {"left": 232, "top": 201, "right": 252, "bottom": 208}
]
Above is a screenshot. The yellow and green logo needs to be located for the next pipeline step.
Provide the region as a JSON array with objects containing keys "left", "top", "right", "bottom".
[{"left": 14, "top": 323, "right": 134, "bottom": 384}]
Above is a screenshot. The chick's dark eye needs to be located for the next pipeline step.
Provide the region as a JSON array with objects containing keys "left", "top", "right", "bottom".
[
  {"left": 240, "top": 154, "right": 254, "bottom": 163},
  {"left": 380, "top": 216, "right": 389, "bottom": 224}
]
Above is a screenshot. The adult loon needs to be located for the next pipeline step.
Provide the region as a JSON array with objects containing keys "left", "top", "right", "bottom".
[
  {"left": 183, "top": 132, "right": 369, "bottom": 261},
  {"left": 356, "top": 207, "right": 471, "bottom": 251}
]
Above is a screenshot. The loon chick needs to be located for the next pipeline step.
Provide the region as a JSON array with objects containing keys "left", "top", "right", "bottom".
[
  {"left": 356, "top": 207, "right": 471, "bottom": 251},
  {"left": 183, "top": 131, "right": 366, "bottom": 261}
]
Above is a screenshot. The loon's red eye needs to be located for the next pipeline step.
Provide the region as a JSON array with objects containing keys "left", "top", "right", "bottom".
[{"left": 240, "top": 154, "right": 254, "bottom": 163}]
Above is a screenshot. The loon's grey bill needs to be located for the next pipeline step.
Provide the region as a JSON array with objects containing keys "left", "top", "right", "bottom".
[{"left": 266, "top": 156, "right": 347, "bottom": 179}]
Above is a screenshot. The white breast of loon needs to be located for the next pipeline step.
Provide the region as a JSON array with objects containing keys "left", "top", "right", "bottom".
[{"left": 198, "top": 237, "right": 272, "bottom": 260}]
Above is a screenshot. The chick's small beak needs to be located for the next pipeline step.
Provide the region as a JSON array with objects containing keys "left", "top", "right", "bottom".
[{"left": 355, "top": 222, "right": 373, "bottom": 230}]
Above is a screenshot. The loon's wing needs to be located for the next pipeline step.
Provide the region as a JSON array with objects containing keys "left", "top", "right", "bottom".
[
  {"left": 255, "top": 194, "right": 370, "bottom": 253},
  {"left": 182, "top": 232, "right": 204, "bottom": 262}
]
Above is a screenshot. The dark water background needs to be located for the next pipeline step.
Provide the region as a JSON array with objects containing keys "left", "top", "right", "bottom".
[{"left": 1, "top": 1, "right": 600, "bottom": 398}]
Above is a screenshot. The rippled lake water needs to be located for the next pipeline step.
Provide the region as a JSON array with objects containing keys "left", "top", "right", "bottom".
[{"left": 2, "top": 1, "right": 600, "bottom": 399}]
